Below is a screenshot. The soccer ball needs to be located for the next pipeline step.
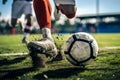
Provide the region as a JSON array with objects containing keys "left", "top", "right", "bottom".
[{"left": 64, "top": 32, "right": 98, "bottom": 66}]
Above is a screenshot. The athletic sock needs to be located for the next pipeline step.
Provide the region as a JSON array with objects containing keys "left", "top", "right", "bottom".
[
  {"left": 41, "top": 28, "right": 53, "bottom": 41},
  {"left": 23, "top": 32, "right": 29, "bottom": 39},
  {"left": 23, "top": 25, "right": 33, "bottom": 38}
]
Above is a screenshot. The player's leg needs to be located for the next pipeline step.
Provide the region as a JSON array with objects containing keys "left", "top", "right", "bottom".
[
  {"left": 33, "top": 0, "right": 52, "bottom": 29},
  {"left": 28, "top": 0, "right": 57, "bottom": 58},
  {"left": 22, "top": 1, "right": 33, "bottom": 43},
  {"left": 11, "top": 0, "right": 29, "bottom": 42},
  {"left": 11, "top": 1, "right": 22, "bottom": 34}
]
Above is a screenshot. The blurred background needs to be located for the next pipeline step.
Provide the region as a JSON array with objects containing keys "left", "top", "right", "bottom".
[{"left": 0, "top": 0, "right": 120, "bottom": 34}]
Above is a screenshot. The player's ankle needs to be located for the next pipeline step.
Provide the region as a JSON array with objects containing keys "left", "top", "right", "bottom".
[
  {"left": 23, "top": 32, "right": 29, "bottom": 38},
  {"left": 41, "top": 28, "right": 54, "bottom": 41}
]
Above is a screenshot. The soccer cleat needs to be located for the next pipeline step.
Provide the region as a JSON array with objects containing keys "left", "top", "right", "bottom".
[
  {"left": 22, "top": 32, "right": 30, "bottom": 44},
  {"left": 22, "top": 37, "right": 27, "bottom": 43},
  {"left": 27, "top": 38, "right": 58, "bottom": 58},
  {"left": 22, "top": 37, "right": 26, "bottom": 43}
]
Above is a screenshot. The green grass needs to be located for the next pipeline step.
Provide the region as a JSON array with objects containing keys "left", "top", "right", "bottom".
[
  {"left": 92, "top": 33, "right": 120, "bottom": 47},
  {"left": 0, "top": 35, "right": 28, "bottom": 53},
  {"left": 1, "top": 33, "right": 120, "bottom": 54},
  {"left": 0, "top": 33, "right": 120, "bottom": 80}
]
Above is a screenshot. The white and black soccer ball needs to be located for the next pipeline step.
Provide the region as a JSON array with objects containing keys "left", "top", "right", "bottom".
[{"left": 64, "top": 32, "right": 98, "bottom": 66}]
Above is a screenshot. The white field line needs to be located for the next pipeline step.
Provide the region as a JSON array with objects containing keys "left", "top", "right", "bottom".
[
  {"left": 0, "top": 52, "right": 29, "bottom": 56},
  {"left": 99, "top": 46, "right": 120, "bottom": 51},
  {"left": 0, "top": 44, "right": 24, "bottom": 47},
  {"left": 0, "top": 46, "right": 120, "bottom": 57}
]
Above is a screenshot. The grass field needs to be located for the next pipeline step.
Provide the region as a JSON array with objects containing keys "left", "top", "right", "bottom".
[{"left": 0, "top": 33, "right": 120, "bottom": 80}]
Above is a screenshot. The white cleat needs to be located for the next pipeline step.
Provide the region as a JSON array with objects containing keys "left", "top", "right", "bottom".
[
  {"left": 27, "top": 38, "right": 58, "bottom": 58},
  {"left": 22, "top": 37, "right": 29, "bottom": 44}
]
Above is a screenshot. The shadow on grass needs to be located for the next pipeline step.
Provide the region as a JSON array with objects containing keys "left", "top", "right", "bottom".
[
  {"left": 34, "top": 67, "right": 85, "bottom": 79},
  {"left": 34, "top": 67, "right": 120, "bottom": 80},
  {"left": 0, "top": 56, "right": 26, "bottom": 66},
  {"left": 0, "top": 56, "right": 32, "bottom": 79},
  {"left": 0, "top": 67, "right": 34, "bottom": 79}
]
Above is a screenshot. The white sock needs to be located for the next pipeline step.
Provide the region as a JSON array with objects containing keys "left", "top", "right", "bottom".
[
  {"left": 23, "top": 25, "right": 33, "bottom": 38},
  {"left": 23, "top": 32, "right": 29, "bottom": 38},
  {"left": 41, "top": 28, "right": 53, "bottom": 41},
  {"left": 24, "top": 25, "right": 33, "bottom": 32}
]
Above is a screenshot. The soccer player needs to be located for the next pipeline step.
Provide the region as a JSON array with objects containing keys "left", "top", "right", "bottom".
[
  {"left": 11, "top": 0, "right": 33, "bottom": 43},
  {"left": 28, "top": 0, "right": 76, "bottom": 60}
]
